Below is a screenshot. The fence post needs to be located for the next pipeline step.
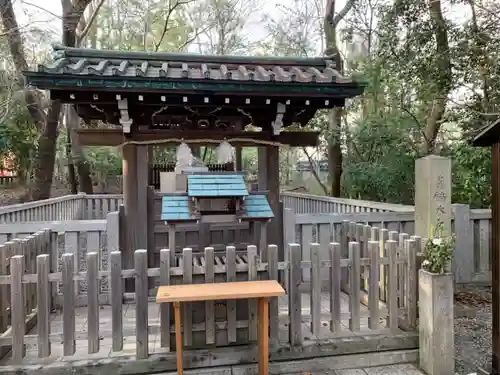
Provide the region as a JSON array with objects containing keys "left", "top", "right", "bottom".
[
  {"left": 37, "top": 254, "right": 51, "bottom": 358},
  {"left": 106, "top": 212, "right": 120, "bottom": 254},
  {"left": 10, "top": 255, "right": 24, "bottom": 364},
  {"left": 283, "top": 208, "right": 295, "bottom": 293},
  {"left": 77, "top": 192, "right": 87, "bottom": 220},
  {"left": 135, "top": 249, "right": 149, "bottom": 359},
  {"left": 453, "top": 204, "right": 474, "bottom": 283},
  {"left": 288, "top": 243, "right": 302, "bottom": 346},
  {"left": 406, "top": 239, "right": 418, "bottom": 329}
]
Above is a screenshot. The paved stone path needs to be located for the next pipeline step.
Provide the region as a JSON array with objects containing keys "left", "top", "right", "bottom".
[{"left": 283, "top": 364, "right": 425, "bottom": 374}]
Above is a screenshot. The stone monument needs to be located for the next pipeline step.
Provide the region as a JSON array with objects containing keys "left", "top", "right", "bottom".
[{"left": 415, "top": 155, "right": 452, "bottom": 237}]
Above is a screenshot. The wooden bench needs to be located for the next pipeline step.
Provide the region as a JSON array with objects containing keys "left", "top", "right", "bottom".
[{"left": 156, "top": 280, "right": 285, "bottom": 375}]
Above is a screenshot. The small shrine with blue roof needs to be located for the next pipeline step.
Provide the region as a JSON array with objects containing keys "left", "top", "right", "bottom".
[
  {"left": 160, "top": 144, "right": 274, "bottom": 258},
  {"left": 162, "top": 174, "right": 273, "bottom": 223}
]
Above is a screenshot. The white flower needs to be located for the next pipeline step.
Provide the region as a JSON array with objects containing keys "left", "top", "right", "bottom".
[
  {"left": 432, "top": 238, "right": 442, "bottom": 246},
  {"left": 422, "top": 260, "right": 430, "bottom": 266}
]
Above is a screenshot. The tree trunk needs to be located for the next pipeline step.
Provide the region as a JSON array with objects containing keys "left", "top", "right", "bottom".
[
  {"left": 323, "top": 0, "right": 355, "bottom": 197},
  {"left": 0, "top": 0, "right": 45, "bottom": 131},
  {"left": 66, "top": 105, "right": 93, "bottom": 193},
  {"left": 422, "top": 0, "right": 451, "bottom": 154},
  {"left": 62, "top": 0, "right": 96, "bottom": 194},
  {"left": 31, "top": 101, "right": 61, "bottom": 200},
  {"left": 0, "top": 0, "right": 62, "bottom": 200},
  {"left": 66, "top": 126, "right": 78, "bottom": 194}
]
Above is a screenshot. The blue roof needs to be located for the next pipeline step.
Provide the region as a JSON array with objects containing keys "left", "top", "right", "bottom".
[
  {"left": 187, "top": 174, "right": 249, "bottom": 197},
  {"left": 243, "top": 194, "right": 274, "bottom": 220},
  {"left": 161, "top": 195, "right": 196, "bottom": 222}
]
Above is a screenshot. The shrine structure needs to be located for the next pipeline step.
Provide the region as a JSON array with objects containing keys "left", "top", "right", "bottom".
[{"left": 25, "top": 45, "right": 365, "bottom": 273}]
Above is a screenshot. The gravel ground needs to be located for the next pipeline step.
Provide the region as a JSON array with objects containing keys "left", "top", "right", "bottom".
[{"left": 455, "top": 285, "right": 492, "bottom": 374}]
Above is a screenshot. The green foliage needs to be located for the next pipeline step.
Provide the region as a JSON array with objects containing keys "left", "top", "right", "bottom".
[
  {"left": 422, "top": 219, "right": 454, "bottom": 275},
  {"left": 0, "top": 97, "right": 39, "bottom": 180},
  {"left": 451, "top": 142, "right": 491, "bottom": 208}
]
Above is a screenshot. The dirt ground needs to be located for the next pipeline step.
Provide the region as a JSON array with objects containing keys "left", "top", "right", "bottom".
[{"left": 454, "top": 284, "right": 492, "bottom": 374}]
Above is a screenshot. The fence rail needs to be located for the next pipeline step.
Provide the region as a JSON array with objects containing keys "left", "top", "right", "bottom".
[
  {"left": 282, "top": 191, "right": 415, "bottom": 214},
  {"left": 0, "top": 194, "right": 123, "bottom": 223},
  {"left": 285, "top": 204, "right": 492, "bottom": 284}
]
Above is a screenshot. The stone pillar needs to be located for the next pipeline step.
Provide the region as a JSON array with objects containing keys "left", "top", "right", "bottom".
[
  {"left": 419, "top": 269, "right": 455, "bottom": 375},
  {"left": 415, "top": 155, "right": 452, "bottom": 237}
]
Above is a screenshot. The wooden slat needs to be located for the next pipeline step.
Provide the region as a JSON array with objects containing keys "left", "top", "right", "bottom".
[
  {"left": 406, "top": 239, "right": 418, "bottom": 329},
  {"left": 348, "top": 242, "right": 360, "bottom": 332},
  {"left": 379, "top": 228, "right": 388, "bottom": 301},
  {"left": 247, "top": 245, "right": 258, "bottom": 341},
  {"left": 301, "top": 225, "right": 313, "bottom": 282},
  {"left": 182, "top": 248, "right": 193, "bottom": 346},
  {"left": 135, "top": 249, "right": 149, "bottom": 359},
  {"left": 64, "top": 232, "right": 79, "bottom": 295},
  {"left": 329, "top": 243, "right": 341, "bottom": 333},
  {"left": 479, "top": 219, "right": 490, "bottom": 272},
  {"left": 10, "top": 255, "right": 24, "bottom": 364},
  {"left": 310, "top": 242, "right": 321, "bottom": 335},
  {"left": 340, "top": 221, "right": 349, "bottom": 290},
  {"left": 37, "top": 254, "right": 51, "bottom": 358},
  {"left": 387, "top": 240, "right": 398, "bottom": 330},
  {"left": 398, "top": 233, "right": 409, "bottom": 308},
  {"left": 226, "top": 246, "right": 237, "bottom": 343},
  {"left": 87, "top": 252, "right": 100, "bottom": 353},
  {"left": 160, "top": 249, "right": 171, "bottom": 350},
  {"left": 110, "top": 251, "right": 123, "bottom": 351},
  {"left": 368, "top": 241, "right": 380, "bottom": 330},
  {"left": 288, "top": 243, "right": 302, "bottom": 345},
  {"left": 204, "top": 247, "right": 215, "bottom": 345},
  {"left": 267, "top": 244, "right": 279, "bottom": 343},
  {"left": 62, "top": 253, "right": 75, "bottom": 356}
]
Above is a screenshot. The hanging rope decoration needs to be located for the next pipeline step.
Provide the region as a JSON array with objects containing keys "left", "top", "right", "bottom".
[
  {"left": 175, "top": 142, "right": 193, "bottom": 168},
  {"left": 216, "top": 140, "right": 235, "bottom": 164},
  {"left": 117, "top": 137, "right": 285, "bottom": 148}
]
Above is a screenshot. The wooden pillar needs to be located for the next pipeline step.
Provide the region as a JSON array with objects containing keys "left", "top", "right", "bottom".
[
  {"left": 122, "top": 144, "right": 138, "bottom": 292},
  {"left": 257, "top": 147, "right": 268, "bottom": 252},
  {"left": 492, "top": 142, "right": 500, "bottom": 374},
  {"left": 236, "top": 147, "right": 243, "bottom": 171},
  {"left": 137, "top": 145, "right": 149, "bottom": 253},
  {"left": 147, "top": 146, "right": 154, "bottom": 187},
  {"left": 266, "top": 145, "right": 280, "bottom": 248},
  {"left": 258, "top": 147, "right": 267, "bottom": 190}
]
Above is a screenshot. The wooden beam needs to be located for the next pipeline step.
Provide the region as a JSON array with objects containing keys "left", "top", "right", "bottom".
[
  {"left": 75, "top": 129, "right": 320, "bottom": 147},
  {"left": 492, "top": 142, "right": 500, "bottom": 373}
]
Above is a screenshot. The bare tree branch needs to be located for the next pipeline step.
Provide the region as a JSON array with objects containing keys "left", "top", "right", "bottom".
[{"left": 76, "top": 0, "right": 105, "bottom": 45}]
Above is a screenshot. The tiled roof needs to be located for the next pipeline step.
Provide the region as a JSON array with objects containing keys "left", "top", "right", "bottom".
[
  {"left": 161, "top": 196, "right": 196, "bottom": 222},
  {"left": 187, "top": 174, "right": 248, "bottom": 197},
  {"left": 243, "top": 194, "right": 274, "bottom": 220},
  {"left": 161, "top": 193, "right": 273, "bottom": 223},
  {"left": 34, "top": 45, "right": 352, "bottom": 84}
]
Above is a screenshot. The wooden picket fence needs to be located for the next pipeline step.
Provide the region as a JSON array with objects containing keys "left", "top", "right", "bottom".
[
  {"left": 0, "top": 231, "right": 53, "bottom": 358},
  {"left": 0, "top": 235, "right": 419, "bottom": 366}
]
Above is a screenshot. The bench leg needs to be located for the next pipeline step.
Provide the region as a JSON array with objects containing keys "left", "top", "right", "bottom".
[
  {"left": 257, "top": 297, "right": 269, "bottom": 375},
  {"left": 174, "top": 302, "right": 183, "bottom": 375}
]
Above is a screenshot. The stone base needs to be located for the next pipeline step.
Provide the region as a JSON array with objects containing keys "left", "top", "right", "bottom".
[{"left": 419, "top": 269, "right": 455, "bottom": 375}]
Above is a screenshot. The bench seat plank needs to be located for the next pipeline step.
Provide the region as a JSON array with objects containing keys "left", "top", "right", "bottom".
[{"left": 156, "top": 280, "right": 284, "bottom": 303}]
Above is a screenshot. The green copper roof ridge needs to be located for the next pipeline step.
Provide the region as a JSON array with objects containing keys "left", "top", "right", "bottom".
[{"left": 51, "top": 44, "right": 333, "bottom": 67}]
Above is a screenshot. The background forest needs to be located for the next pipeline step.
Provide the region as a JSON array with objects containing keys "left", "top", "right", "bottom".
[{"left": 0, "top": 0, "right": 497, "bottom": 208}]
